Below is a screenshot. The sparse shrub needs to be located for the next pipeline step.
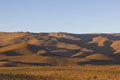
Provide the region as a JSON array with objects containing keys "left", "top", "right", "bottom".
[
  {"left": 93, "top": 76, "right": 97, "bottom": 79},
  {"left": 44, "top": 57, "right": 70, "bottom": 66},
  {"left": 0, "top": 74, "right": 65, "bottom": 80}
]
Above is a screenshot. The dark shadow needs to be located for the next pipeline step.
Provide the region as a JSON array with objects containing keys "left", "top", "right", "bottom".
[
  {"left": 13, "top": 61, "right": 52, "bottom": 66},
  {"left": 38, "top": 48, "right": 80, "bottom": 57},
  {"left": 52, "top": 49, "right": 80, "bottom": 57},
  {"left": 2, "top": 51, "right": 22, "bottom": 56},
  {"left": 100, "top": 34, "right": 120, "bottom": 40},
  {"left": 111, "top": 54, "right": 120, "bottom": 60},
  {"left": 77, "top": 59, "right": 120, "bottom": 65},
  {"left": 57, "top": 38, "right": 87, "bottom": 48},
  {"left": 28, "top": 44, "right": 41, "bottom": 53},
  {"left": 72, "top": 52, "right": 93, "bottom": 58},
  {"left": 0, "top": 59, "right": 10, "bottom": 61},
  {"left": 87, "top": 41, "right": 114, "bottom": 55},
  {"left": 39, "top": 52, "right": 58, "bottom": 57}
]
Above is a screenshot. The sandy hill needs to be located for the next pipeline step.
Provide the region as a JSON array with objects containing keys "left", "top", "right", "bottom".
[
  {"left": 0, "top": 42, "right": 33, "bottom": 56},
  {"left": 0, "top": 32, "right": 120, "bottom": 66}
]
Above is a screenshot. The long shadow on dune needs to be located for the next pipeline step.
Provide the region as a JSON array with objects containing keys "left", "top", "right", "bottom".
[
  {"left": 38, "top": 47, "right": 81, "bottom": 57},
  {"left": 2, "top": 51, "right": 22, "bottom": 56},
  {"left": 12, "top": 61, "right": 51, "bottom": 66},
  {"left": 111, "top": 54, "right": 120, "bottom": 60},
  {"left": 87, "top": 41, "right": 114, "bottom": 55},
  {"left": 28, "top": 44, "right": 42, "bottom": 53},
  {"left": 55, "top": 34, "right": 101, "bottom": 47},
  {"left": 100, "top": 34, "right": 120, "bottom": 40},
  {"left": 0, "top": 59, "right": 10, "bottom": 61},
  {"left": 77, "top": 59, "right": 120, "bottom": 65},
  {"left": 0, "top": 60, "right": 51, "bottom": 67},
  {"left": 57, "top": 38, "right": 87, "bottom": 48}
]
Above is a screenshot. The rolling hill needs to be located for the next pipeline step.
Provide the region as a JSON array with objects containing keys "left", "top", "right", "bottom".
[{"left": 0, "top": 32, "right": 120, "bottom": 66}]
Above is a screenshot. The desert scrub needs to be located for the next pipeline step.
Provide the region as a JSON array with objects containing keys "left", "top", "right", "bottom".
[
  {"left": 0, "top": 74, "right": 35, "bottom": 80},
  {"left": 0, "top": 74, "right": 66, "bottom": 80},
  {"left": 44, "top": 57, "right": 74, "bottom": 66}
]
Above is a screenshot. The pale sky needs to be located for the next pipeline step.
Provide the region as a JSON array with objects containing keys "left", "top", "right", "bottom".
[{"left": 0, "top": 0, "right": 120, "bottom": 33}]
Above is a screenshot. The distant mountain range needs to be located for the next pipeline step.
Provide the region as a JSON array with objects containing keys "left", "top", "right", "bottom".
[{"left": 0, "top": 32, "right": 120, "bottom": 66}]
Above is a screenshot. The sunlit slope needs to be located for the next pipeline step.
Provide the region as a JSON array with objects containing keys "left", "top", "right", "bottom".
[
  {"left": 85, "top": 53, "right": 114, "bottom": 60},
  {"left": 0, "top": 42, "right": 33, "bottom": 55},
  {"left": 111, "top": 40, "right": 120, "bottom": 54}
]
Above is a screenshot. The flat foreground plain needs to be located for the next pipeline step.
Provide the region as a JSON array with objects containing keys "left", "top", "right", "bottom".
[{"left": 0, "top": 65, "right": 120, "bottom": 80}]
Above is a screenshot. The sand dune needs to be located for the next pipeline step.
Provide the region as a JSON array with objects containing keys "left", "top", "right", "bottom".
[{"left": 0, "top": 32, "right": 119, "bottom": 66}]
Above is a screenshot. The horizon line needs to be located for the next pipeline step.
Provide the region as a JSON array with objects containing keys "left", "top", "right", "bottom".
[{"left": 0, "top": 31, "right": 120, "bottom": 34}]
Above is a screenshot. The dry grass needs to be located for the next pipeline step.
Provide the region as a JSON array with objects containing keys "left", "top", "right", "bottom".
[{"left": 0, "top": 65, "right": 120, "bottom": 80}]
